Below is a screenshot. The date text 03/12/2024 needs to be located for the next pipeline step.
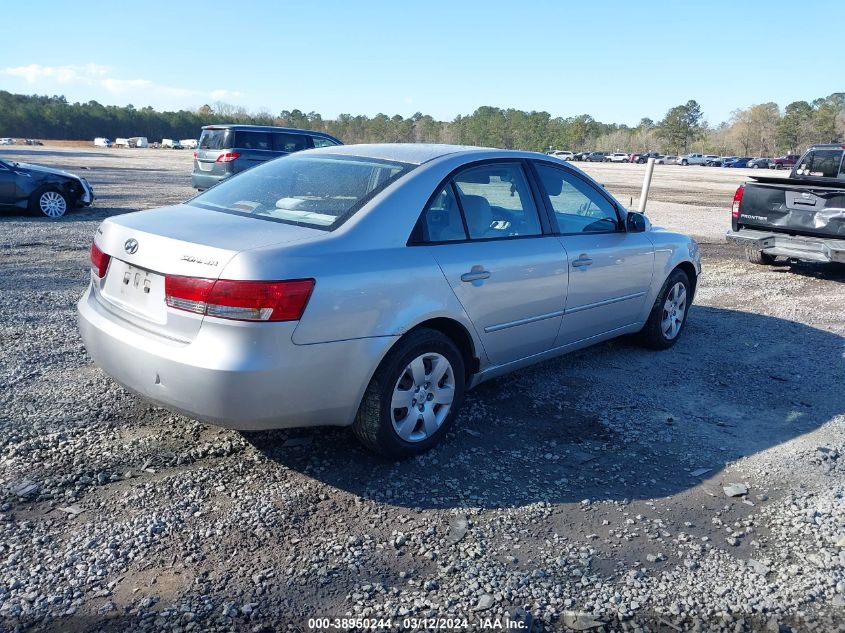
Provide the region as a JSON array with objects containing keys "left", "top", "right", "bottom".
[{"left": 306, "top": 616, "right": 529, "bottom": 630}]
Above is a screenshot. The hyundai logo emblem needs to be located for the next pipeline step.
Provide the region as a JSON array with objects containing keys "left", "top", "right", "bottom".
[{"left": 124, "top": 238, "right": 139, "bottom": 255}]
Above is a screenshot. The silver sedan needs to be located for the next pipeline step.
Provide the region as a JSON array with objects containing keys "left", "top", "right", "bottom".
[{"left": 78, "top": 144, "right": 701, "bottom": 458}]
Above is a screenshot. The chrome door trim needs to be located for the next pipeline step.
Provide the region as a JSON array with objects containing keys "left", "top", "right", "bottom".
[
  {"left": 564, "top": 291, "right": 647, "bottom": 315},
  {"left": 483, "top": 309, "right": 566, "bottom": 333}
]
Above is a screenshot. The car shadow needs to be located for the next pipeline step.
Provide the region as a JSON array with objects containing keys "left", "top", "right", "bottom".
[
  {"left": 770, "top": 260, "right": 845, "bottom": 283},
  {"left": 243, "top": 305, "right": 845, "bottom": 509}
]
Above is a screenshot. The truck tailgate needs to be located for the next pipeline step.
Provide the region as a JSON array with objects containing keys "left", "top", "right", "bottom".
[{"left": 739, "top": 180, "right": 845, "bottom": 238}]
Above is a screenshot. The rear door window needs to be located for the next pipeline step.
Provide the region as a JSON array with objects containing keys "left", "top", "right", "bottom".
[
  {"left": 453, "top": 163, "right": 542, "bottom": 239},
  {"left": 273, "top": 133, "right": 309, "bottom": 153},
  {"left": 198, "top": 129, "right": 229, "bottom": 150},
  {"left": 312, "top": 137, "right": 339, "bottom": 148},
  {"left": 234, "top": 131, "right": 272, "bottom": 150}
]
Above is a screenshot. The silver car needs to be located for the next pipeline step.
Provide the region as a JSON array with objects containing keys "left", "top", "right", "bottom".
[{"left": 78, "top": 144, "right": 701, "bottom": 458}]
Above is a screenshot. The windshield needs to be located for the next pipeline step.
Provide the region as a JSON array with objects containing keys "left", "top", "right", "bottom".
[{"left": 188, "top": 154, "right": 413, "bottom": 230}]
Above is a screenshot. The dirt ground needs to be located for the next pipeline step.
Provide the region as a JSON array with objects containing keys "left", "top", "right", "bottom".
[{"left": 1, "top": 146, "right": 844, "bottom": 632}]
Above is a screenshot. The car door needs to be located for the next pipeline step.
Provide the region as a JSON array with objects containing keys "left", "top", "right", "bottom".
[
  {"left": 0, "top": 161, "right": 16, "bottom": 205},
  {"left": 416, "top": 162, "right": 569, "bottom": 366},
  {"left": 531, "top": 162, "right": 654, "bottom": 346}
]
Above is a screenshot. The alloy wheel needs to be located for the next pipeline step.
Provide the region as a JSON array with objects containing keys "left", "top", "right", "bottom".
[
  {"left": 39, "top": 191, "right": 67, "bottom": 217},
  {"left": 661, "top": 282, "right": 687, "bottom": 340},
  {"left": 390, "top": 353, "right": 455, "bottom": 442}
]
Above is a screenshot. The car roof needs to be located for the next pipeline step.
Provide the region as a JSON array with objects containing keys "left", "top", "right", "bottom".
[
  {"left": 304, "top": 143, "right": 508, "bottom": 165},
  {"left": 201, "top": 124, "right": 337, "bottom": 139}
]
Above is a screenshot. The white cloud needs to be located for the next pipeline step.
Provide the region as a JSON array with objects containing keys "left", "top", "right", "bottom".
[{"left": 0, "top": 63, "right": 243, "bottom": 105}]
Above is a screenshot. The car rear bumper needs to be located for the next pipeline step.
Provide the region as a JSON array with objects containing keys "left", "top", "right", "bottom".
[
  {"left": 77, "top": 285, "right": 396, "bottom": 430},
  {"left": 727, "top": 229, "right": 845, "bottom": 263},
  {"left": 191, "top": 171, "right": 226, "bottom": 190}
]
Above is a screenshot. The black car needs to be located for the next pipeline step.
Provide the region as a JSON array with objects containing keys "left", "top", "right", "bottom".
[{"left": 0, "top": 158, "right": 94, "bottom": 217}]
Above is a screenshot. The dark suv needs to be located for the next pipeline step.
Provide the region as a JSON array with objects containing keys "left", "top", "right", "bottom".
[{"left": 191, "top": 125, "right": 342, "bottom": 190}]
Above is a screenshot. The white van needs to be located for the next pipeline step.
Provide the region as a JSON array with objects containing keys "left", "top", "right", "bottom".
[{"left": 94, "top": 137, "right": 112, "bottom": 147}]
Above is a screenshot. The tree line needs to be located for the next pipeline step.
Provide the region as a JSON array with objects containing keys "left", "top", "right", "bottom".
[{"left": 1, "top": 90, "right": 842, "bottom": 157}]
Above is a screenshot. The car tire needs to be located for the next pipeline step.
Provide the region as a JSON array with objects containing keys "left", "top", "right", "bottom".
[
  {"left": 622, "top": 159, "right": 629, "bottom": 163},
  {"left": 744, "top": 246, "right": 776, "bottom": 266},
  {"left": 352, "top": 328, "right": 466, "bottom": 459},
  {"left": 774, "top": 164, "right": 782, "bottom": 170},
  {"left": 29, "top": 187, "right": 69, "bottom": 218},
  {"left": 751, "top": 164, "right": 759, "bottom": 169},
  {"left": 680, "top": 160, "right": 688, "bottom": 166},
  {"left": 636, "top": 268, "right": 691, "bottom": 350}
]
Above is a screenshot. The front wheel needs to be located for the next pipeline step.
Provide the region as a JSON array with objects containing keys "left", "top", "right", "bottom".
[
  {"left": 636, "top": 268, "right": 691, "bottom": 350},
  {"left": 680, "top": 160, "right": 688, "bottom": 166},
  {"left": 30, "top": 187, "right": 69, "bottom": 218},
  {"left": 353, "top": 328, "right": 466, "bottom": 459}
]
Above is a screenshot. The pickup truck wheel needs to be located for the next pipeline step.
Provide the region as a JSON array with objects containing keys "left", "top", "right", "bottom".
[
  {"left": 352, "top": 328, "right": 465, "bottom": 459},
  {"left": 636, "top": 268, "right": 691, "bottom": 350},
  {"left": 680, "top": 159, "right": 688, "bottom": 166},
  {"left": 745, "top": 246, "right": 776, "bottom": 265}
]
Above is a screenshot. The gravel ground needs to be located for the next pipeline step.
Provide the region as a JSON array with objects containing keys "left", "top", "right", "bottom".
[{"left": 1, "top": 147, "right": 844, "bottom": 632}]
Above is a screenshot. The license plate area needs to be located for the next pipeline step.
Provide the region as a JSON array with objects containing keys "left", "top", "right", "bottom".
[{"left": 101, "top": 260, "right": 167, "bottom": 324}]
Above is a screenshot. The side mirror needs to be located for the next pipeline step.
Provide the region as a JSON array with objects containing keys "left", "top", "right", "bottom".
[{"left": 626, "top": 212, "right": 647, "bottom": 233}]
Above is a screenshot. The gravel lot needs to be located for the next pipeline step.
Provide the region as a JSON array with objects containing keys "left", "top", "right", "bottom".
[{"left": 1, "top": 146, "right": 844, "bottom": 632}]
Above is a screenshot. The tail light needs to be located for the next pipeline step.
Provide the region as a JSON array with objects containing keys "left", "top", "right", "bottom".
[
  {"left": 215, "top": 152, "right": 241, "bottom": 163},
  {"left": 732, "top": 185, "right": 744, "bottom": 218},
  {"left": 90, "top": 242, "right": 111, "bottom": 278},
  {"left": 165, "top": 276, "right": 315, "bottom": 322},
  {"left": 192, "top": 151, "right": 197, "bottom": 159}
]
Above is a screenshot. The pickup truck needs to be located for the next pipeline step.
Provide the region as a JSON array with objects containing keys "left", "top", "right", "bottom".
[
  {"left": 726, "top": 144, "right": 845, "bottom": 265},
  {"left": 677, "top": 153, "right": 709, "bottom": 166}
]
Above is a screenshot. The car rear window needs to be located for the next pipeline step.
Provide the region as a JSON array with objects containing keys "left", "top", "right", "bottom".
[
  {"left": 188, "top": 154, "right": 413, "bottom": 230},
  {"left": 198, "top": 129, "right": 229, "bottom": 150},
  {"left": 796, "top": 149, "right": 845, "bottom": 178},
  {"left": 234, "top": 131, "right": 272, "bottom": 150}
]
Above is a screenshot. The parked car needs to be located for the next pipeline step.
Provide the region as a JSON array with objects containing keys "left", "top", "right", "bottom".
[
  {"left": 677, "top": 153, "right": 708, "bottom": 166},
  {"left": 724, "top": 157, "right": 755, "bottom": 168},
  {"left": 0, "top": 158, "right": 94, "bottom": 217},
  {"left": 704, "top": 154, "right": 719, "bottom": 164},
  {"left": 633, "top": 152, "right": 662, "bottom": 164},
  {"left": 656, "top": 155, "right": 677, "bottom": 165},
  {"left": 78, "top": 144, "right": 701, "bottom": 458},
  {"left": 24, "top": 139, "right": 43, "bottom": 146},
  {"left": 583, "top": 151, "right": 608, "bottom": 162},
  {"left": 727, "top": 144, "right": 845, "bottom": 265},
  {"left": 547, "top": 150, "right": 574, "bottom": 160},
  {"left": 0, "top": 138, "right": 15, "bottom": 145},
  {"left": 571, "top": 151, "right": 591, "bottom": 161},
  {"left": 94, "top": 137, "right": 113, "bottom": 148},
  {"left": 606, "top": 152, "right": 630, "bottom": 163},
  {"left": 192, "top": 124, "right": 343, "bottom": 190},
  {"left": 748, "top": 158, "right": 771, "bottom": 169},
  {"left": 770, "top": 154, "right": 801, "bottom": 170},
  {"left": 709, "top": 156, "right": 737, "bottom": 167}
]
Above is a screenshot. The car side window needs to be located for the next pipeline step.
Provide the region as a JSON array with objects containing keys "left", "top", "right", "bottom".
[
  {"left": 797, "top": 150, "right": 843, "bottom": 178},
  {"left": 311, "top": 137, "right": 338, "bottom": 148},
  {"left": 273, "top": 133, "right": 308, "bottom": 153},
  {"left": 453, "top": 164, "right": 542, "bottom": 239},
  {"left": 416, "top": 184, "right": 467, "bottom": 242},
  {"left": 236, "top": 131, "right": 272, "bottom": 150},
  {"left": 534, "top": 163, "right": 620, "bottom": 234}
]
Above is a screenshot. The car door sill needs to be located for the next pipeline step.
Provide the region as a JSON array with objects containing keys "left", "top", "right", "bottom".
[{"left": 470, "top": 322, "right": 641, "bottom": 387}]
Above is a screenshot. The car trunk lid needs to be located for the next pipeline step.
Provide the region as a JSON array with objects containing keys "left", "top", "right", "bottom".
[{"left": 92, "top": 204, "right": 323, "bottom": 340}]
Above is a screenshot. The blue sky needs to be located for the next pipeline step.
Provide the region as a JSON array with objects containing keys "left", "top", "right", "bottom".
[{"left": 0, "top": 1, "right": 839, "bottom": 125}]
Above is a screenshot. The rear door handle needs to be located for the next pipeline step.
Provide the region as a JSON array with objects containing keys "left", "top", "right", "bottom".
[
  {"left": 572, "top": 255, "right": 593, "bottom": 268},
  {"left": 461, "top": 267, "right": 491, "bottom": 282}
]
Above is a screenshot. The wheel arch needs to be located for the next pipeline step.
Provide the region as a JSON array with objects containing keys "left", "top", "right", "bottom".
[
  {"left": 405, "top": 317, "right": 481, "bottom": 381},
  {"left": 674, "top": 260, "right": 698, "bottom": 299}
]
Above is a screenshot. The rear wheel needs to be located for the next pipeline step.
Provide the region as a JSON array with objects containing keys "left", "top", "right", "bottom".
[
  {"left": 745, "top": 246, "right": 776, "bottom": 265},
  {"left": 29, "top": 187, "right": 68, "bottom": 218},
  {"left": 637, "top": 268, "right": 691, "bottom": 350},
  {"left": 680, "top": 159, "right": 689, "bottom": 166},
  {"left": 353, "top": 328, "right": 465, "bottom": 459}
]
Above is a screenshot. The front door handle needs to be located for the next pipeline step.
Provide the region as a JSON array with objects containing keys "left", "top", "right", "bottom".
[
  {"left": 461, "top": 266, "right": 491, "bottom": 282},
  {"left": 572, "top": 255, "right": 593, "bottom": 268}
]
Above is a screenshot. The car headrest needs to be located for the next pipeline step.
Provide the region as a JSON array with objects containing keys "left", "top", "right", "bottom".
[
  {"left": 461, "top": 195, "right": 492, "bottom": 235},
  {"left": 540, "top": 170, "right": 563, "bottom": 196}
]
